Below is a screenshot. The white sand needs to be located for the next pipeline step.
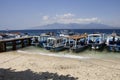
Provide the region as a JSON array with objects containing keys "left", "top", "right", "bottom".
[{"left": 0, "top": 47, "right": 120, "bottom": 80}]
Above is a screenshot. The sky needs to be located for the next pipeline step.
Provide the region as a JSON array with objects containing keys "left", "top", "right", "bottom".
[{"left": 0, "top": 0, "right": 120, "bottom": 30}]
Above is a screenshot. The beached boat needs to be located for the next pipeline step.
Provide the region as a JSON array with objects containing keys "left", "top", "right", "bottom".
[
  {"left": 45, "top": 36, "right": 64, "bottom": 51},
  {"left": 106, "top": 32, "right": 120, "bottom": 51},
  {"left": 64, "top": 34, "right": 88, "bottom": 52},
  {"left": 87, "top": 33, "right": 106, "bottom": 50}
]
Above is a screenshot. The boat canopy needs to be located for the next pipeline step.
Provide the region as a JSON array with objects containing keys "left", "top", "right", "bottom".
[
  {"left": 47, "top": 36, "right": 63, "bottom": 40},
  {"left": 66, "top": 34, "right": 87, "bottom": 40},
  {"left": 40, "top": 33, "right": 51, "bottom": 37}
]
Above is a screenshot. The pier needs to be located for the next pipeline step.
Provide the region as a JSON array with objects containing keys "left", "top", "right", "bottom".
[{"left": 0, "top": 37, "right": 32, "bottom": 52}]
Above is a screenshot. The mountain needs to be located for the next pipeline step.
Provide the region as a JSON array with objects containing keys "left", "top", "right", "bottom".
[{"left": 31, "top": 23, "right": 117, "bottom": 29}]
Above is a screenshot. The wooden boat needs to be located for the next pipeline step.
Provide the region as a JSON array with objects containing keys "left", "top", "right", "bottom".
[
  {"left": 64, "top": 34, "right": 88, "bottom": 52},
  {"left": 45, "top": 36, "right": 64, "bottom": 51},
  {"left": 106, "top": 32, "right": 120, "bottom": 51},
  {"left": 87, "top": 33, "right": 106, "bottom": 50}
]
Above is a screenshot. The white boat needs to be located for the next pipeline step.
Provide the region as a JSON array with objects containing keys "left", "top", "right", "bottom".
[
  {"left": 87, "top": 33, "right": 106, "bottom": 49},
  {"left": 39, "top": 33, "right": 52, "bottom": 47},
  {"left": 59, "top": 30, "right": 75, "bottom": 37},
  {"left": 46, "top": 36, "right": 64, "bottom": 51},
  {"left": 5, "top": 32, "right": 21, "bottom": 39},
  {"left": 106, "top": 32, "right": 120, "bottom": 51}
]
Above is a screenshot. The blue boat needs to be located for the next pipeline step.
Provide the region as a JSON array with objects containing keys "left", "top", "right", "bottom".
[
  {"left": 106, "top": 32, "right": 120, "bottom": 52},
  {"left": 87, "top": 33, "right": 106, "bottom": 50}
]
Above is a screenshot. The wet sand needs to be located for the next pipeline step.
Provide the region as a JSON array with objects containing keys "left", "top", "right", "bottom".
[{"left": 0, "top": 47, "right": 120, "bottom": 80}]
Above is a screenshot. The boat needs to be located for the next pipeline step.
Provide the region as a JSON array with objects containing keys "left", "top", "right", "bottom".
[
  {"left": 4, "top": 32, "right": 21, "bottom": 39},
  {"left": 0, "top": 35, "right": 3, "bottom": 40},
  {"left": 87, "top": 33, "right": 106, "bottom": 50},
  {"left": 31, "top": 36, "right": 39, "bottom": 46},
  {"left": 38, "top": 33, "right": 52, "bottom": 48},
  {"left": 64, "top": 34, "right": 88, "bottom": 52},
  {"left": 106, "top": 32, "right": 120, "bottom": 52},
  {"left": 59, "top": 29, "right": 77, "bottom": 49},
  {"left": 59, "top": 29, "right": 75, "bottom": 37},
  {"left": 24, "top": 32, "right": 54, "bottom": 47},
  {"left": 45, "top": 36, "right": 64, "bottom": 51}
]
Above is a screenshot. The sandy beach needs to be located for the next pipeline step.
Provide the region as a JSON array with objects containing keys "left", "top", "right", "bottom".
[{"left": 0, "top": 47, "right": 120, "bottom": 80}]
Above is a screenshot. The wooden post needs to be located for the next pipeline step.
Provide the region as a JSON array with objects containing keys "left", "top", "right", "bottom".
[
  {"left": 0, "top": 42, "right": 3, "bottom": 52},
  {"left": 3, "top": 42, "right": 6, "bottom": 51},
  {"left": 12, "top": 40, "right": 16, "bottom": 50},
  {"left": 26, "top": 39, "right": 29, "bottom": 46},
  {"left": 28, "top": 38, "right": 31, "bottom": 46},
  {"left": 0, "top": 42, "right": 6, "bottom": 52},
  {"left": 21, "top": 39, "right": 25, "bottom": 48}
]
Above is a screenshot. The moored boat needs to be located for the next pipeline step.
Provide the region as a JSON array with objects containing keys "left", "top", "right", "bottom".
[
  {"left": 31, "top": 36, "right": 39, "bottom": 46},
  {"left": 45, "top": 36, "right": 64, "bottom": 51},
  {"left": 39, "top": 33, "right": 51, "bottom": 48},
  {"left": 87, "top": 33, "right": 106, "bottom": 50},
  {"left": 64, "top": 34, "right": 88, "bottom": 52},
  {"left": 106, "top": 32, "right": 120, "bottom": 52}
]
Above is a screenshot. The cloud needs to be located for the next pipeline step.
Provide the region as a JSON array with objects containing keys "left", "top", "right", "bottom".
[
  {"left": 56, "top": 13, "right": 75, "bottom": 19},
  {"left": 42, "top": 16, "right": 49, "bottom": 20},
  {"left": 42, "top": 13, "right": 101, "bottom": 24}
]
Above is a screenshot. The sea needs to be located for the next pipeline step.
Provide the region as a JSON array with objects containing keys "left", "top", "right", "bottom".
[
  {"left": 0, "top": 29, "right": 120, "bottom": 36},
  {"left": 1, "top": 29, "right": 120, "bottom": 54}
]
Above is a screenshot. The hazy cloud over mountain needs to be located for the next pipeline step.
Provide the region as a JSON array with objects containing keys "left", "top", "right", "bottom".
[
  {"left": 32, "top": 23, "right": 116, "bottom": 29},
  {"left": 42, "top": 13, "right": 101, "bottom": 25}
]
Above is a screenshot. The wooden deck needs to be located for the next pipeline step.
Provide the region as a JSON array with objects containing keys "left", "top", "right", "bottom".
[{"left": 0, "top": 37, "right": 32, "bottom": 52}]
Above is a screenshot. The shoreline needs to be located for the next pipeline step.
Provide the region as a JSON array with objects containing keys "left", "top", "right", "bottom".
[
  {"left": 0, "top": 46, "right": 120, "bottom": 80},
  {"left": 17, "top": 50, "right": 90, "bottom": 60}
]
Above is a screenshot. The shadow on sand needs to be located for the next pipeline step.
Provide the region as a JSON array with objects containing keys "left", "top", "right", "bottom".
[{"left": 0, "top": 68, "right": 78, "bottom": 80}]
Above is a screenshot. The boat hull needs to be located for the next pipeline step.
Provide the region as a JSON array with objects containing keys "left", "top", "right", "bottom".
[
  {"left": 107, "top": 45, "right": 120, "bottom": 52},
  {"left": 88, "top": 43, "right": 105, "bottom": 50},
  {"left": 71, "top": 45, "right": 87, "bottom": 53},
  {"left": 51, "top": 46, "right": 65, "bottom": 52}
]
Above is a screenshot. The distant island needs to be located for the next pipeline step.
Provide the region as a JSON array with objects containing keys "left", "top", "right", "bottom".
[{"left": 31, "top": 23, "right": 119, "bottom": 30}]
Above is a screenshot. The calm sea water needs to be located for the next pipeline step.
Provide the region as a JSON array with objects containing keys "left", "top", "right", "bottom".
[
  {"left": 1, "top": 29, "right": 120, "bottom": 54},
  {"left": 0, "top": 29, "right": 120, "bottom": 36}
]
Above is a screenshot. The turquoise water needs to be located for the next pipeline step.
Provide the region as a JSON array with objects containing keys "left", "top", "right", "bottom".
[{"left": 19, "top": 46, "right": 120, "bottom": 59}]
